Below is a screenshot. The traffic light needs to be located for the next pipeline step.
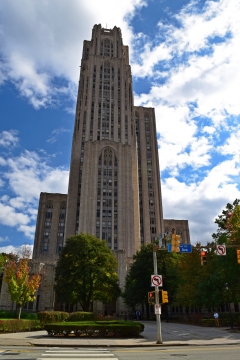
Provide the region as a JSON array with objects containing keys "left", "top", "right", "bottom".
[
  {"left": 162, "top": 290, "right": 169, "bottom": 304},
  {"left": 171, "top": 233, "right": 181, "bottom": 252},
  {"left": 201, "top": 251, "right": 207, "bottom": 266},
  {"left": 148, "top": 291, "right": 155, "bottom": 304},
  {"left": 237, "top": 250, "right": 240, "bottom": 264}
]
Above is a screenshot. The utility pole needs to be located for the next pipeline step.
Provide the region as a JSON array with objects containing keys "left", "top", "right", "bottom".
[{"left": 153, "top": 246, "right": 162, "bottom": 344}]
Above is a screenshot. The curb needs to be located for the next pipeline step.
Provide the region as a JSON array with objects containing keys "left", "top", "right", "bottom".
[{"left": 27, "top": 341, "right": 240, "bottom": 348}]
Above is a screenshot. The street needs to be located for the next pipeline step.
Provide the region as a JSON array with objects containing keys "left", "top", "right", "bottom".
[{"left": 0, "top": 345, "right": 240, "bottom": 360}]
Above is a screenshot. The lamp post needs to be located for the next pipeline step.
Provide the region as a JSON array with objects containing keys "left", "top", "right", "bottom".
[{"left": 225, "top": 283, "right": 233, "bottom": 330}]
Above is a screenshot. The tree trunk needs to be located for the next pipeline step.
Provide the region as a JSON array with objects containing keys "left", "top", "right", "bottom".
[{"left": 18, "top": 306, "right": 22, "bottom": 320}]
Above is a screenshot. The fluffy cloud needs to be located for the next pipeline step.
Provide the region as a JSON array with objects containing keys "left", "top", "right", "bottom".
[
  {"left": 0, "top": 0, "right": 146, "bottom": 108},
  {"left": 162, "top": 158, "right": 240, "bottom": 243},
  {"left": 0, "top": 150, "right": 69, "bottom": 238},
  {"left": 131, "top": 0, "right": 240, "bottom": 243},
  {"left": 47, "top": 128, "right": 71, "bottom": 144},
  {"left": 0, "top": 130, "right": 19, "bottom": 148},
  {"left": 0, "top": 236, "right": 9, "bottom": 243},
  {"left": 133, "top": 1, "right": 240, "bottom": 127},
  {"left": 0, "top": 244, "right": 33, "bottom": 256},
  {"left": 5, "top": 151, "right": 69, "bottom": 202}
]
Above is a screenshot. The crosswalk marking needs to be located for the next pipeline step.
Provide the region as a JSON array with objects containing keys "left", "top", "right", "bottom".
[
  {"left": 41, "top": 355, "right": 114, "bottom": 357},
  {"left": 45, "top": 350, "right": 113, "bottom": 356},
  {"left": 46, "top": 350, "right": 110, "bottom": 352},
  {"left": 37, "top": 348, "right": 118, "bottom": 360}
]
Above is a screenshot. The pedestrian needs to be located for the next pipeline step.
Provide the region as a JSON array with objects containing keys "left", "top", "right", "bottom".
[
  {"left": 136, "top": 310, "right": 140, "bottom": 320},
  {"left": 213, "top": 311, "right": 219, "bottom": 327}
]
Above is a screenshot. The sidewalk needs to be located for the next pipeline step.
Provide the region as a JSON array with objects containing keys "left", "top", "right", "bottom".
[{"left": 0, "top": 322, "right": 239, "bottom": 347}]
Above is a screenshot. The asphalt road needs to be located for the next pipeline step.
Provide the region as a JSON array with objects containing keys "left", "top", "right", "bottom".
[{"left": 0, "top": 345, "right": 240, "bottom": 360}]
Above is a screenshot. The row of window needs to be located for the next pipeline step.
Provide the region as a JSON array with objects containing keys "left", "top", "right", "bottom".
[{"left": 42, "top": 203, "right": 66, "bottom": 254}]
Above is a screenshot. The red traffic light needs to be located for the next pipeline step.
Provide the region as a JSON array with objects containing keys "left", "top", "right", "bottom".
[{"left": 201, "top": 251, "right": 206, "bottom": 256}]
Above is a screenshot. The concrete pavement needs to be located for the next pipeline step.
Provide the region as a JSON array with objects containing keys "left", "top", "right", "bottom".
[{"left": 0, "top": 321, "right": 239, "bottom": 347}]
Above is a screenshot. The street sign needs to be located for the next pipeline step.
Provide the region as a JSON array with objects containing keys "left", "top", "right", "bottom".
[
  {"left": 216, "top": 245, "right": 226, "bottom": 256},
  {"left": 151, "top": 275, "right": 162, "bottom": 287},
  {"left": 168, "top": 244, "right": 192, "bottom": 253},
  {"left": 155, "top": 304, "right": 161, "bottom": 315},
  {"left": 180, "top": 244, "right": 192, "bottom": 253}
]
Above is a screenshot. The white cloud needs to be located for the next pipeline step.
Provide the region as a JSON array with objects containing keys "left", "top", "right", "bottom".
[
  {"left": 217, "top": 128, "right": 240, "bottom": 158},
  {"left": 9, "top": 197, "right": 26, "bottom": 209},
  {"left": 0, "top": 0, "right": 146, "bottom": 108},
  {"left": 0, "top": 157, "right": 7, "bottom": 166},
  {"left": 4, "top": 151, "right": 69, "bottom": 202},
  {"left": 17, "top": 225, "right": 36, "bottom": 239},
  {"left": 0, "top": 130, "right": 19, "bottom": 147},
  {"left": 0, "top": 244, "right": 33, "bottom": 256},
  {"left": 162, "top": 158, "right": 240, "bottom": 244},
  {"left": 0, "top": 150, "right": 69, "bottom": 238},
  {"left": 47, "top": 128, "right": 71, "bottom": 144},
  {"left": 133, "top": 0, "right": 240, "bottom": 127},
  {"left": 202, "top": 126, "right": 215, "bottom": 135},
  {"left": 0, "top": 202, "right": 30, "bottom": 227},
  {"left": 0, "top": 236, "right": 9, "bottom": 243}
]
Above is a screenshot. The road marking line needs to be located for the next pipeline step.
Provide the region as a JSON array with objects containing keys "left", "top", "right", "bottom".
[{"left": 38, "top": 358, "right": 118, "bottom": 360}]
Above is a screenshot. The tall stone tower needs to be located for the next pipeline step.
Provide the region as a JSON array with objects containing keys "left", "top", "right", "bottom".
[
  {"left": 65, "top": 24, "right": 164, "bottom": 258},
  {"left": 0, "top": 24, "right": 169, "bottom": 314}
]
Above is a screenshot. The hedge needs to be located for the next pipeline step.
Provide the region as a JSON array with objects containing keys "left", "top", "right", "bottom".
[
  {"left": 200, "top": 317, "right": 240, "bottom": 327},
  {"left": 0, "top": 319, "right": 41, "bottom": 333},
  {"left": 37, "top": 311, "right": 69, "bottom": 325},
  {"left": 0, "top": 310, "right": 38, "bottom": 320},
  {"left": 68, "top": 312, "right": 96, "bottom": 322},
  {"left": 44, "top": 320, "right": 144, "bottom": 337}
]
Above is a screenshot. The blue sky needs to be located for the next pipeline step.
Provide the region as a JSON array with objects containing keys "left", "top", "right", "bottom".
[{"left": 0, "top": 0, "right": 240, "bottom": 253}]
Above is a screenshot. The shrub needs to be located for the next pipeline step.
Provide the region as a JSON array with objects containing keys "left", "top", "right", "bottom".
[
  {"left": 68, "top": 312, "right": 96, "bottom": 322},
  {"left": 37, "top": 311, "right": 69, "bottom": 325},
  {"left": 44, "top": 320, "right": 144, "bottom": 338},
  {"left": 95, "top": 320, "right": 145, "bottom": 332},
  {"left": 0, "top": 310, "right": 38, "bottom": 320},
  {"left": 0, "top": 319, "right": 41, "bottom": 333}
]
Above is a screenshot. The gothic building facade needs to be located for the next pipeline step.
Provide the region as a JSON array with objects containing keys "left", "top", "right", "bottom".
[{"left": 0, "top": 24, "right": 190, "bottom": 314}]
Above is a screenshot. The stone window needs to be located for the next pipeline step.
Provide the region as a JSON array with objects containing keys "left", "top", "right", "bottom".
[
  {"left": 57, "top": 202, "right": 66, "bottom": 253},
  {"left": 96, "top": 147, "right": 118, "bottom": 249},
  {"left": 42, "top": 202, "right": 53, "bottom": 253}
]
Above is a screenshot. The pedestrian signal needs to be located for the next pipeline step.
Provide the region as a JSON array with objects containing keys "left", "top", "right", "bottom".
[
  {"left": 237, "top": 250, "right": 240, "bottom": 264},
  {"left": 201, "top": 251, "right": 207, "bottom": 266},
  {"left": 148, "top": 291, "right": 155, "bottom": 304}
]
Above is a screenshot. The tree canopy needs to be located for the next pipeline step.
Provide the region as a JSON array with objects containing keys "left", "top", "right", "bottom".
[
  {"left": 4, "top": 250, "right": 42, "bottom": 319},
  {"left": 54, "top": 233, "right": 121, "bottom": 311},
  {"left": 123, "top": 198, "right": 240, "bottom": 312},
  {"left": 212, "top": 198, "right": 240, "bottom": 244},
  {"left": 175, "top": 200, "right": 240, "bottom": 309},
  {"left": 122, "top": 243, "right": 178, "bottom": 315}
]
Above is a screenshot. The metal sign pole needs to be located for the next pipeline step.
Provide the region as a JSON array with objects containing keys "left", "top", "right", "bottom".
[{"left": 153, "top": 249, "right": 162, "bottom": 344}]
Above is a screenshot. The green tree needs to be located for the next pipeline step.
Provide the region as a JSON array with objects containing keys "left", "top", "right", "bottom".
[
  {"left": 212, "top": 199, "right": 240, "bottom": 244},
  {"left": 122, "top": 243, "right": 178, "bottom": 317},
  {"left": 226, "top": 204, "right": 240, "bottom": 244},
  {"left": 175, "top": 245, "right": 204, "bottom": 309},
  {"left": 54, "top": 233, "right": 121, "bottom": 311},
  {"left": 211, "top": 199, "right": 240, "bottom": 304},
  {"left": 4, "top": 251, "right": 42, "bottom": 319},
  {"left": 0, "top": 253, "right": 7, "bottom": 290}
]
